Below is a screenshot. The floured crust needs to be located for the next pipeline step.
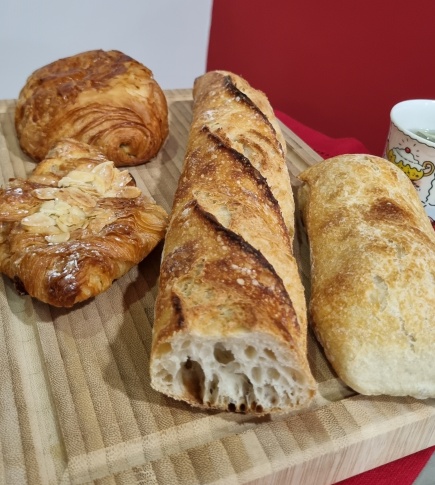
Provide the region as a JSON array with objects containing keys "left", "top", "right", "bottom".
[
  {"left": 299, "top": 154, "right": 435, "bottom": 398},
  {"left": 15, "top": 49, "right": 169, "bottom": 167},
  {"left": 0, "top": 138, "right": 168, "bottom": 307},
  {"left": 150, "top": 71, "right": 316, "bottom": 414}
]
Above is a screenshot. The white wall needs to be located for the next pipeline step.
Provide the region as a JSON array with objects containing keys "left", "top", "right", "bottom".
[{"left": 0, "top": 0, "right": 213, "bottom": 99}]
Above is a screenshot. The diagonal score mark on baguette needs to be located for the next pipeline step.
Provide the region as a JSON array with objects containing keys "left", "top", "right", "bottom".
[
  {"left": 150, "top": 70, "right": 316, "bottom": 414},
  {"left": 192, "top": 70, "right": 295, "bottom": 239},
  {"left": 221, "top": 74, "right": 286, "bottom": 157},
  {"left": 201, "top": 125, "right": 283, "bottom": 213},
  {"left": 180, "top": 199, "right": 298, "bottom": 337}
]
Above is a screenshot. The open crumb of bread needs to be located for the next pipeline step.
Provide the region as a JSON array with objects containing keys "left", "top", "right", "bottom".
[{"left": 152, "top": 332, "right": 312, "bottom": 414}]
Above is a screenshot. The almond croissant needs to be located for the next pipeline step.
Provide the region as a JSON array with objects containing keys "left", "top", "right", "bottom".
[{"left": 0, "top": 138, "right": 168, "bottom": 307}]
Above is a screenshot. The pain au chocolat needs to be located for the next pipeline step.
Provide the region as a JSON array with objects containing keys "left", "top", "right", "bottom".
[
  {"left": 150, "top": 71, "right": 317, "bottom": 414},
  {"left": 15, "top": 49, "right": 169, "bottom": 167},
  {"left": 0, "top": 138, "right": 168, "bottom": 307}
]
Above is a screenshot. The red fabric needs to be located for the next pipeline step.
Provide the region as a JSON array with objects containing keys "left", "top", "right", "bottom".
[
  {"left": 275, "top": 109, "right": 371, "bottom": 159},
  {"left": 207, "top": 0, "right": 435, "bottom": 155},
  {"left": 336, "top": 446, "right": 435, "bottom": 485}
]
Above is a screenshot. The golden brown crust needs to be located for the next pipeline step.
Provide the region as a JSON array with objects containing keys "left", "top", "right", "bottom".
[
  {"left": 15, "top": 50, "right": 169, "bottom": 166},
  {"left": 156, "top": 200, "right": 300, "bottom": 342},
  {"left": 191, "top": 70, "right": 294, "bottom": 238},
  {"left": 150, "top": 71, "right": 316, "bottom": 414},
  {"left": 0, "top": 138, "right": 168, "bottom": 307},
  {"left": 299, "top": 154, "right": 435, "bottom": 398}
]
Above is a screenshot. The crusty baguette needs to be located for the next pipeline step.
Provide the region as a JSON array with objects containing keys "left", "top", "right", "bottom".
[
  {"left": 150, "top": 71, "right": 317, "bottom": 414},
  {"left": 298, "top": 154, "right": 435, "bottom": 398}
]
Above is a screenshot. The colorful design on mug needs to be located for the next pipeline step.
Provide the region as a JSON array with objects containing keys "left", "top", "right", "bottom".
[
  {"left": 386, "top": 146, "right": 434, "bottom": 181},
  {"left": 386, "top": 136, "right": 435, "bottom": 216}
]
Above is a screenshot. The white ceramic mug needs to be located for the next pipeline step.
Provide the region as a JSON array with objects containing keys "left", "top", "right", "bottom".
[{"left": 384, "top": 99, "right": 435, "bottom": 223}]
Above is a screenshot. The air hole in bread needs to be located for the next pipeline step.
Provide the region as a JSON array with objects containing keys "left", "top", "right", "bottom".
[
  {"left": 209, "top": 374, "right": 219, "bottom": 398},
  {"left": 251, "top": 367, "right": 262, "bottom": 383},
  {"left": 163, "top": 373, "right": 173, "bottom": 383},
  {"left": 214, "top": 343, "right": 235, "bottom": 364},
  {"left": 158, "top": 342, "right": 172, "bottom": 355},
  {"left": 264, "top": 348, "right": 277, "bottom": 361},
  {"left": 244, "top": 345, "right": 257, "bottom": 359},
  {"left": 181, "top": 358, "right": 205, "bottom": 402},
  {"left": 181, "top": 339, "right": 191, "bottom": 350},
  {"left": 267, "top": 368, "right": 280, "bottom": 380},
  {"left": 156, "top": 369, "right": 173, "bottom": 384}
]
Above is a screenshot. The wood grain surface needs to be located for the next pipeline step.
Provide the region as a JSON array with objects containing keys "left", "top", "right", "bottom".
[{"left": 1, "top": 91, "right": 435, "bottom": 485}]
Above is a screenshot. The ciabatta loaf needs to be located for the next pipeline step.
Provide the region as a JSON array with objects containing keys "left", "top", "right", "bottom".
[
  {"left": 150, "top": 71, "right": 316, "bottom": 414},
  {"left": 299, "top": 154, "right": 435, "bottom": 398}
]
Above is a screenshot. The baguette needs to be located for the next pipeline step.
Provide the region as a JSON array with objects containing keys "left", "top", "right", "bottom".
[
  {"left": 150, "top": 71, "right": 316, "bottom": 414},
  {"left": 298, "top": 154, "right": 435, "bottom": 398}
]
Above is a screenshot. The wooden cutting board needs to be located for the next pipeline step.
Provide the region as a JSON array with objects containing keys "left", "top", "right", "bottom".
[{"left": 1, "top": 91, "right": 435, "bottom": 485}]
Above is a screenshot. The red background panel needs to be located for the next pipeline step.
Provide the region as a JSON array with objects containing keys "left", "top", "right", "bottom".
[{"left": 207, "top": 0, "right": 435, "bottom": 155}]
